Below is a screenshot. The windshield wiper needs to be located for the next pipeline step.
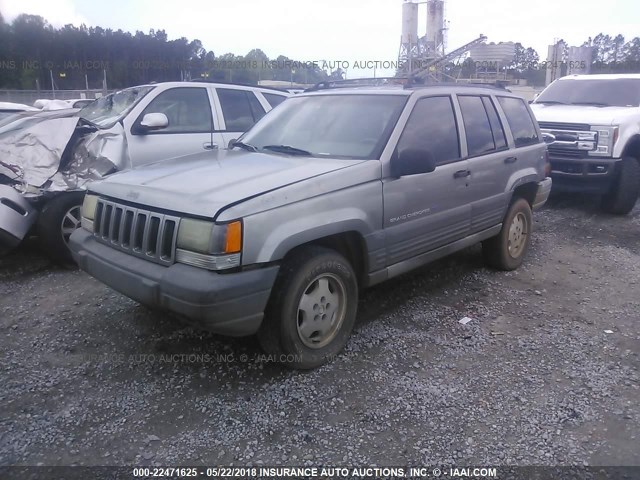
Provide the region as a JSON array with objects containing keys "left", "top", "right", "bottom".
[
  {"left": 262, "top": 145, "right": 312, "bottom": 156},
  {"left": 230, "top": 140, "right": 258, "bottom": 152},
  {"left": 535, "top": 100, "right": 568, "bottom": 105},
  {"left": 569, "top": 102, "right": 610, "bottom": 107}
]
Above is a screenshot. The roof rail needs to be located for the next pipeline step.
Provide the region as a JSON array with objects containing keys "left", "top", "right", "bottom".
[
  {"left": 189, "top": 79, "right": 290, "bottom": 93},
  {"left": 406, "top": 80, "right": 509, "bottom": 91},
  {"left": 304, "top": 76, "right": 511, "bottom": 93},
  {"left": 305, "top": 77, "right": 414, "bottom": 92}
]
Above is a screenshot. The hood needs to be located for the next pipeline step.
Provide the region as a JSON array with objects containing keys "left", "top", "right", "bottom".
[
  {"left": 531, "top": 103, "right": 638, "bottom": 126},
  {"left": 90, "top": 149, "right": 366, "bottom": 218}
]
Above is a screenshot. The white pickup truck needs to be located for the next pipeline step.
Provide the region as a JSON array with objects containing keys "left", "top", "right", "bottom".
[
  {"left": 0, "top": 81, "right": 289, "bottom": 262},
  {"left": 530, "top": 74, "right": 640, "bottom": 214}
]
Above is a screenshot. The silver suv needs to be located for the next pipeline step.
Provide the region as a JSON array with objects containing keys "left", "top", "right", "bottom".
[{"left": 70, "top": 83, "right": 552, "bottom": 369}]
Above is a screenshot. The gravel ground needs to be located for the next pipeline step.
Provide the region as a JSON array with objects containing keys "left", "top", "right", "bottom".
[{"left": 0, "top": 194, "right": 638, "bottom": 467}]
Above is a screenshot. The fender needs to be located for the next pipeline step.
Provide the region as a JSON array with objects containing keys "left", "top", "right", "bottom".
[
  {"left": 506, "top": 168, "right": 539, "bottom": 193},
  {"left": 257, "top": 208, "right": 373, "bottom": 264}
]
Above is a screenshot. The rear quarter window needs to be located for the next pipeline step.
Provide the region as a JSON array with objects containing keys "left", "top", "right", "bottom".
[{"left": 497, "top": 96, "right": 539, "bottom": 148}]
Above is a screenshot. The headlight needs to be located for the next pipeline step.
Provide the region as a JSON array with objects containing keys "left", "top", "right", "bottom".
[
  {"left": 176, "top": 218, "right": 242, "bottom": 271},
  {"left": 80, "top": 194, "right": 99, "bottom": 232},
  {"left": 590, "top": 126, "right": 619, "bottom": 157}
]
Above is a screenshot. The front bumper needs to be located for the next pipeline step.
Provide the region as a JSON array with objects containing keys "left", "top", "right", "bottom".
[
  {"left": 0, "top": 185, "right": 38, "bottom": 248},
  {"left": 549, "top": 156, "right": 620, "bottom": 194},
  {"left": 70, "top": 229, "right": 280, "bottom": 337},
  {"left": 532, "top": 177, "right": 553, "bottom": 210}
]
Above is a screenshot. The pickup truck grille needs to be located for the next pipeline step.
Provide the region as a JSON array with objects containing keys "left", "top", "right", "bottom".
[
  {"left": 547, "top": 147, "right": 585, "bottom": 158},
  {"left": 539, "top": 122, "right": 596, "bottom": 158},
  {"left": 93, "top": 199, "right": 180, "bottom": 266},
  {"left": 538, "top": 121, "right": 590, "bottom": 132}
]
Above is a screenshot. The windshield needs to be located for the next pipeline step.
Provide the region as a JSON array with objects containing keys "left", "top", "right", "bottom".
[
  {"left": 79, "top": 86, "right": 155, "bottom": 127},
  {"left": 535, "top": 79, "right": 640, "bottom": 107},
  {"left": 239, "top": 94, "right": 408, "bottom": 160}
]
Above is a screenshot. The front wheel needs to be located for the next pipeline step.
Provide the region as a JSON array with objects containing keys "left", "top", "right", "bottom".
[
  {"left": 37, "top": 192, "right": 85, "bottom": 266},
  {"left": 601, "top": 157, "right": 640, "bottom": 215},
  {"left": 257, "top": 246, "right": 358, "bottom": 369},
  {"left": 482, "top": 198, "right": 533, "bottom": 271}
]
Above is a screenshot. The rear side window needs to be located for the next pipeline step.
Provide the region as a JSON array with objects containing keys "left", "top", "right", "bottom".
[
  {"left": 497, "top": 96, "right": 539, "bottom": 147},
  {"left": 263, "top": 93, "right": 288, "bottom": 108},
  {"left": 397, "top": 96, "right": 460, "bottom": 166},
  {"left": 458, "top": 96, "right": 496, "bottom": 157},
  {"left": 217, "top": 89, "right": 265, "bottom": 132}
]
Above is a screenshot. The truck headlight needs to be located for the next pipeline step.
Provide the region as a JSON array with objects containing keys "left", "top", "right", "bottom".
[
  {"left": 176, "top": 218, "right": 242, "bottom": 271},
  {"left": 590, "top": 126, "right": 619, "bottom": 157},
  {"left": 80, "top": 194, "right": 99, "bottom": 232}
]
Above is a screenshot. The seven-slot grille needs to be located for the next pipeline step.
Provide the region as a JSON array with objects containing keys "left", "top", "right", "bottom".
[{"left": 93, "top": 199, "right": 180, "bottom": 266}]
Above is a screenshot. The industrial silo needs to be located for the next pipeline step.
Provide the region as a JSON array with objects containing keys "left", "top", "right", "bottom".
[
  {"left": 567, "top": 46, "right": 593, "bottom": 75},
  {"left": 401, "top": 1, "right": 419, "bottom": 45},
  {"left": 426, "top": 0, "right": 445, "bottom": 52}
]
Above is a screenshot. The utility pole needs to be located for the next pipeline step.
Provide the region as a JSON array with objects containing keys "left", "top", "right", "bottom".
[{"left": 50, "top": 70, "right": 56, "bottom": 99}]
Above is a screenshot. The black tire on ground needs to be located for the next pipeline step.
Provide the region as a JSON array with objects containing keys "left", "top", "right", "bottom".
[
  {"left": 601, "top": 157, "right": 640, "bottom": 215},
  {"left": 482, "top": 198, "right": 533, "bottom": 272},
  {"left": 37, "top": 191, "right": 85, "bottom": 266},
  {"left": 257, "top": 246, "right": 358, "bottom": 370}
]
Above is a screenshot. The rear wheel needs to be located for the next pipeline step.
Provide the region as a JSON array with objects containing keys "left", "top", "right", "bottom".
[
  {"left": 482, "top": 198, "right": 533, "bottom": 271},
  {"left": 601, "top": 157, "right": 640, "bottom": 215},
  {"left": 257, "top": 246, "right": 358, "bottom": 369},
  {"left": 37, "top": 192, "right": 85, "bottom": 266}
]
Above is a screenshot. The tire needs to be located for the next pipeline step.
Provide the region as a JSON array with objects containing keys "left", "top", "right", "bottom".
[
  {"left": 257, "top": 246, "right": 358, "bottom": 370},
  {"left": 601, "top": 157, "right": 640, "bottom": 215},
  {"left": 37, "top": 192, "right": 85, "bottom": 266},
  {"left": 482, "top": 198, "right": 533, "bottom": 271}
]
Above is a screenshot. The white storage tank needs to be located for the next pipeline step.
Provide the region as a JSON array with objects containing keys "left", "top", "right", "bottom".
[
  {"left": 567, "top": 46, "right": 593, "bottom": 75},
  {"left": 426, "top": 0, "right": 445, "bottom": 48},
  {"left": 402, "top": 1, "right": 419, "bottom": 44}
]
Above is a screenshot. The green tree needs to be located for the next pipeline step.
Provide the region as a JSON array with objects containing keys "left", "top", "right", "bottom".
[
  {"left": 511, "top": 43, "right": 540, "bottom": 72},
  {"left": 0, "top": 15, "right": 328, "bottom": 89}
]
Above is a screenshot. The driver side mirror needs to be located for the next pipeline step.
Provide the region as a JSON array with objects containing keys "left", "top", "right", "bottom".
[
  {"left": 391, "top": 148, "right": 437, "bottom": 178},
  {"left": 139, "top": 113, "right": 169, "bottom": 131}
]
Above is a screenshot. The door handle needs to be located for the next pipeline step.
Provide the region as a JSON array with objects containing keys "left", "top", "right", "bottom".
[
  {"left": 453, "top": 169, "right": 471, "bottom": 179},
  {"left": 504, "top": 156, "right": 518, "bottom": 164},
  {"left": 203, "top": 142, "right": 218, "bottom": 150}
]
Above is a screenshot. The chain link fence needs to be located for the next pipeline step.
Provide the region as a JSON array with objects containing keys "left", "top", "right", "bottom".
[{"left": 0, "top": 89, "right": 109, "bottom": 106}]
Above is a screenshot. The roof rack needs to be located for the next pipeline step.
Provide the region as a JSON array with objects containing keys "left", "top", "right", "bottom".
[
  {"left": 305, "top": 76, "right": 512, "bottom": 93},
  {"left": 305, "top": 77, "right": 415, "bottom": 92},
  {"left": 189, "top": 79, "right": 290, "bottom": 93},
  {"left": 406, "top": 81, "right": 509, "bottom": 91}
]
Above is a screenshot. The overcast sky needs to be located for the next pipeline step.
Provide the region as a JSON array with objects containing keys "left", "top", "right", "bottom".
[{"left": 1, "top": 0, "right": 638, "bottom": 77}]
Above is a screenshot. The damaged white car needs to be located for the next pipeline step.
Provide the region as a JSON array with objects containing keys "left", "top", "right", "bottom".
[
  {"left": 0, "top": 81, "right": 289, "bottom": 263},
  {"left": 0, "top": 101, "right": 38, "bottom": 120}
]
